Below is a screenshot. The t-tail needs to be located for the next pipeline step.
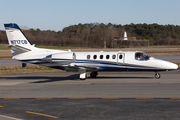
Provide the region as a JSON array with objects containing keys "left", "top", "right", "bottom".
[{"left": 4, "top": 23, "right": 34, "bottom": 56}]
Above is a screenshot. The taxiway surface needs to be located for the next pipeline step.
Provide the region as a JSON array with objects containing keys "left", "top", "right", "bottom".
[
  {"left": 0, "top": 69, "right": 180, "bottom": 119},
  {"left": 0, "top": 69, "right": 179, "bottom": 98},
  {"left": 0, "top": 100, "right": 180, "bottom": 120}
]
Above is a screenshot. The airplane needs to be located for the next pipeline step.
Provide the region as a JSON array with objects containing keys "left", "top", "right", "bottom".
[{"left": 4, "top": 23, "right": 178, "bottom": 80}]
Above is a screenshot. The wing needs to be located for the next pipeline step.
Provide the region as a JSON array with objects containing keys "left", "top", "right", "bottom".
[
  {"left": 41, "top": 52, "right": 102, "bottom": 72},
  {"left": 60, "top": 64, "right": 101, "bottom": 72}
]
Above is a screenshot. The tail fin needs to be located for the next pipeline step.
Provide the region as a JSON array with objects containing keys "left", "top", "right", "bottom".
[{"left": 4, "top": 23, "right": 33, "bottom": 56}]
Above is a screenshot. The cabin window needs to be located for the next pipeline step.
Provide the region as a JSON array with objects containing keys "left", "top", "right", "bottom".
[
  {"left": 119, "top": 55, "right": 123, "bottom": 59},
  {"left": 87, "top": 55, "right": 90, "bottom": 59},
  {"left": 112, "top": 55, "right": 116, "bottom": 59},
  {"left": 106, "top": 55, "right": 110, "bottom": 59},
  {"left": 135, "top": 52, "right": 151, "bottom": 60},
  {"left": 100, "top": 55, "right": 103, "bottom": 59},
  {"left": 93, "top": 55, "right": 97, "bottom": 59}
]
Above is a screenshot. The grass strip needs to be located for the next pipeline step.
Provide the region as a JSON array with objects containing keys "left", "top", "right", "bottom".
[{"left": 0, "top": 65, "right": 63, "bottom": 75}]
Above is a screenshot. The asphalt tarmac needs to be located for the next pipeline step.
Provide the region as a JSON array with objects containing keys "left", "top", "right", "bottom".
[
  {"left": 0, "top": 100, "right": 180, "bottom": 120},
  {"left": 0, "top": 63, "right": 179, "bottom": 119},
  {"left": 0, "top": 69, "right": 180, "bottom": 98}
]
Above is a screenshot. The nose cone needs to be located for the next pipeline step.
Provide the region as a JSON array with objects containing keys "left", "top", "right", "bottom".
[
  {"left": 163, "top": 61, "right": 178, "bottom": 70},
  {"left": 155, "top": 59, "right": 178, "bottom": 70},
  {"left": 170, "top": 62, "right": 178, "bottom": 70}
]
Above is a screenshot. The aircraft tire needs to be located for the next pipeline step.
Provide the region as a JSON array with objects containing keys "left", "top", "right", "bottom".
[
  {"left": 155, "top": 72, "right": 161, "bottom": 79},
  {"left": 90, "top": 71, "right": 98, "bottom": 78}
]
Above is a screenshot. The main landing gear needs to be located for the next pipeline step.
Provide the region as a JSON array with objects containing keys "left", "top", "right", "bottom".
[
  {"left": 90, "top": 71, "right": 98, "bottom": 78},
  {"left": 79, "top": 68, "right": 87, "bottom": 80},
  {"left": 79, "top": 70, "right": 98, "bottom": 80},
  {"left": 154, "top": 72, "right": 161, "bottom": 79}
]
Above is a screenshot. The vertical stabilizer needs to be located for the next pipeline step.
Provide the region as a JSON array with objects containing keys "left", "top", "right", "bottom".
[
  {"left": 123, "top": 31, "right": 128, "bottom": 40},
  {"left": 4, "top": 23, "right": 33, "bottom": 56}
]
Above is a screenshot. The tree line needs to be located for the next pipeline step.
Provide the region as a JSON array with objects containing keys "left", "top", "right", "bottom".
[{"left": 0, "top": 23, "right": 180, "bottom": 48}]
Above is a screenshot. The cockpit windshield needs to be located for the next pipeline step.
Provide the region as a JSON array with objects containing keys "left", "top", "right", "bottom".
[{"left": 135, "top": 52, "right": 151, "bottom": 60}]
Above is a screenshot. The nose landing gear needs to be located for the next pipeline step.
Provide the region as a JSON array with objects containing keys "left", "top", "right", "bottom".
[{"left": 155, "top": 72, "right": 161, "bottom": 79}]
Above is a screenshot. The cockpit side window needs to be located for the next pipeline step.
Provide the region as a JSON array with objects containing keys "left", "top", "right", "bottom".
[
  {"left": 143, "top": 52, "right": 151, "bottom": 60},
  {"left": 135, "top": 52, "right": 151, "bottom": 61}
]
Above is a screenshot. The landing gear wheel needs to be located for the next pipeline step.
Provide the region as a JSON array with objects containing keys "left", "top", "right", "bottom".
[
  {"left": 155, "top": 72, "right": 161, "bottom": 79},
  {"left": 80, "top": 78, "right": 86, "bottom": 80},
  {"left": 90, "top": 71, "right": 98, "bottom": 78}
]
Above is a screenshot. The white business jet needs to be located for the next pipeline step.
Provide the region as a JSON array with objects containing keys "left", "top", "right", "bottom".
[{"left": 4, "top": 23, "right": 178, "bottom": 80}]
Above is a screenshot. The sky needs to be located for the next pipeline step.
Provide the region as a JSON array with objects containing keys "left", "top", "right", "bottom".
[{"left": 0, "top": 0, "right": 180, "bottom": 31}]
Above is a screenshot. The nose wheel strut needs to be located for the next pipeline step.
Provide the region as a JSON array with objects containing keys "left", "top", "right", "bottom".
[{"left": 155, "top": 72, "right": 161, "bottom": 79}]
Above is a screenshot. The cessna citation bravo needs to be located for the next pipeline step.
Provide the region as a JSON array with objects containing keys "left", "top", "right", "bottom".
[{"left": 4, "top": 23, "right": 178, "bottom": 80}]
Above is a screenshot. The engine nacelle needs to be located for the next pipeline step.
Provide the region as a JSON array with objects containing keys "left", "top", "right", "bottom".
[{"left": 42, "top": 52, "right": 76, "bottom": 65}]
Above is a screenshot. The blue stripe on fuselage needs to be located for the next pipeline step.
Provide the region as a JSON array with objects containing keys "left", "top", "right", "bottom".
[{"left": 19, "top": 58, "right": 164, "bottom": 71}]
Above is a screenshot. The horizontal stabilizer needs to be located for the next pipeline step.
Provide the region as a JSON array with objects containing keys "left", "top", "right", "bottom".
[{"left": 8, "top": 45, "right": 31, "bottom": 53}]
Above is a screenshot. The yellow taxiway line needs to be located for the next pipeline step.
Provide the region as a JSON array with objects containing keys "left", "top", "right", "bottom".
[{"left": 26, "top": 111, "right": 59, "bottom": 118}]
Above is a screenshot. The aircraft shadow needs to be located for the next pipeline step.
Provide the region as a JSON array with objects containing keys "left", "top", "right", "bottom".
[
  {"left": 32, "top": 74, "right": 80, "bottom": 83},
  {"left": 0, "top": 74, "right": 154, "bottom": 84},
  {"left": 0, "top": 74, "right": 79, "bottom": 82}
]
